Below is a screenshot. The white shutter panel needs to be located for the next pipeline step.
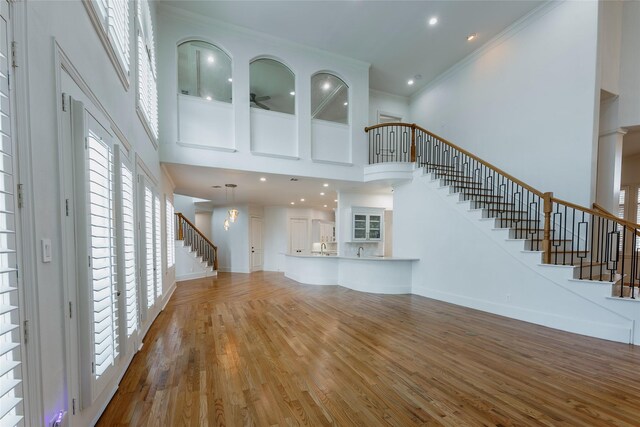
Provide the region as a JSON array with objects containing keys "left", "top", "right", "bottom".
[
  {"left": 154, "top": 195, "right": 162, "bottom": 299},
  {"left": 136, "top": 0, "right": 158, "bottom": 139},
  {"left": 144, "top": 186, "right": 154, "bottom": 308},
  {"left": 0, "top": 2, "right": 24, "bottom": 423},
  {"left": 619, "top": 189, "right": 626, "bottom": 252},
  {"left": 166, "top": 199, "right": 174, "bottom": 268},
  {"left": 86, "top": 131, "right": 119, "bottom": 377},
  {"left": 637, "top": 190, "right": 640, "bottom": 251},
  {"left": 120, "top": 162, "right": 138, "bottom": 337},
  {"left": 108, "top": 0, "right": 130, "bottom": 74}
]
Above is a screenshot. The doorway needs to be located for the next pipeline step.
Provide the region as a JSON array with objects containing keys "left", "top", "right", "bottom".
[{"left": 250, "top": 216, "right": 263, "bottom": 271}]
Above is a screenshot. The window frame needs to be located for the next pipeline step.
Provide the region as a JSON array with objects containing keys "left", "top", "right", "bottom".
[{"left": 83, "top": 0, "right": 131, "bottom": 90}]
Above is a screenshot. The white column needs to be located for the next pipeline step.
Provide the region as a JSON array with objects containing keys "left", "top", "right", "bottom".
[{"left": 596, "top": 128, "right": 627, "bottom": 213}]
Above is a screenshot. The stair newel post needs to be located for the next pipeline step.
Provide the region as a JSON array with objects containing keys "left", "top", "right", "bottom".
[
  {"left": 177, "top": 214, "right": 184, "bottom": 241},
  {"left": 543, "top": 192, "right": 553, "bottom": 265},
  {"left": 410, "top": 124, "right": 417, "bottom": 163}
]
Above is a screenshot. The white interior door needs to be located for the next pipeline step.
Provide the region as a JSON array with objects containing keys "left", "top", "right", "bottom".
[
  {"left": 250, "top": 216, "right": 263, "bottom": 271},
  {"left": 289, "top": 218, "right": 308, "bottom": 254}
]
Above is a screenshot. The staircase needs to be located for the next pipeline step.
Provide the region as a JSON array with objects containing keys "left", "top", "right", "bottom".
[
  {"left": 366, "top": 123, "right": 640, "bottom": 344},
  {"left": 174, "top": 212, "right": 218, "bottom": 281}
]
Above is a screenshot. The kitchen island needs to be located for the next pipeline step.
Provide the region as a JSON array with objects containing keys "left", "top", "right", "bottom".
[{"left": 284, "top": 254, "right": 418, "bottom": 294}]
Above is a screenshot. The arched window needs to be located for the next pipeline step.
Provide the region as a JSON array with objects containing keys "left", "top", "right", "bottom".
[
  {"left": 178, "top": 41, "right": 232, "bottom": 103},
  {"left": 249, "top": 58, "right": 295, "bottom": 115},
  {"left": 311, "top": 73, "right": 348, "bottom": 124}
]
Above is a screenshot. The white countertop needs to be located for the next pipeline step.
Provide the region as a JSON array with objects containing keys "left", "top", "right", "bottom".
[{"left": 284, "top": 253, "right": 418, "bottom": 261}]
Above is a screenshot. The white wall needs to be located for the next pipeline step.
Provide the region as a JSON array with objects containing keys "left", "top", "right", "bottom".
[
  {"left": 619, "top": 1, "right": 640, "bottom": 128},
  {"left": 598, "top": 1, "right": 623, "bottom": 95},
  {"left": 212, "top": 205, "right": 250, "bottom": 273},
  {"left": 174, "top": 193, "right": 197, "bottom": 223},
  {"left": 157, "top": 5, "right": 370, "bottom": 181},
  {"left": 263, "top": 206, "right": 334, "bottom": 271},
  {"left": 394, "top": 171, "right": 635, "bottom": 344},
  {"left": 369, "top": 89, "right": 410, "bottom": 124},
  {"left": 409, "top": 1, "right": 600, "bottom": 206},
  {"left": 337, "top": 192, "right": 393, "bottom": 257},
  {"left": 195, "top": 211, "right": 213, "bottom": 240}
]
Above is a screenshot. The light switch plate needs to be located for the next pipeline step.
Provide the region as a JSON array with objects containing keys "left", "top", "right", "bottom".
[{"left": 41, "top": 238, "right": 52, "bottom": 263}]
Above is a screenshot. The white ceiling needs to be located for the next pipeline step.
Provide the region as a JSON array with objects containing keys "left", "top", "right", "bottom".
[
  {"left": 160, "top": 0, "right": 544, "bottom": 97},
  {"left": 164, "top": 163, "right": 392, "bottom": 210}
]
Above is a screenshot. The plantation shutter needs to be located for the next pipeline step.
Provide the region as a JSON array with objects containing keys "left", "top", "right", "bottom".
[
  {"left": 154, "top": 195, "right": 162, "bottom": 299},
  {"left": 144, "top": 185, "right": 154, "bottom": 309},
  {"left": 619, "top": 189, "right": 626, "bottom": 252},
  {"left": 137, "top": 0, "right": 158, "bottom": 138},
  {"left": 166, "top": 199, "right": 174, "bottom": 268},
  {"left": 86, "top": 128, "right": 119, "bottom": 379},
  {"left": 108, "top": 0, "right": 130, "bottom": 73},
  {"left": 637, "top": 190, "right": 640, "bottom": 251},
  {"left": 0, "top": 0, "right": 24, "bottom": 423},
  {"left": 120, "top": 159, "right": 138, "bottom": 337}
]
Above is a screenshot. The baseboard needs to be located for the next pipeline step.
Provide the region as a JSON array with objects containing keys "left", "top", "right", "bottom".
[
  {"left": 412, "top": 285, "right": 632, "bottom": 344},
  {"left": 176, "top": 270, "right": 216, "bottom": 281},
  {"left": 161, "top": 281, "right": 177, "bottom": 311}
]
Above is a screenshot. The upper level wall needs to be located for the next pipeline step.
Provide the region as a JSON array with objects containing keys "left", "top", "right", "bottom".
[
  {"left": 409, "top": 1, "right": 600, "bottom": 206},
  {"left": 157, "top": 6, "right": 370, "bottom": 182},
  {"left": 369, "top": 89, "right": 410, "bottom": 125}
]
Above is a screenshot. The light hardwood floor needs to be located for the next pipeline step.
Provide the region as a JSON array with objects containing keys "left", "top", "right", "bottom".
[{"left": 97, "top": 272, "right": 640, "bottom": 426}]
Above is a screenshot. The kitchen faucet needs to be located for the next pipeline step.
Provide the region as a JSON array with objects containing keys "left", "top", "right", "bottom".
[
  {"left": 321, "top": 242, "right": 327, "bottom": 255},
  {"left": 357, "top": 246, "right": 364, "bottom": 258}
]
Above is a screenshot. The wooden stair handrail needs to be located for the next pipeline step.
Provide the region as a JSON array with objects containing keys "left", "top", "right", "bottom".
[
  {"left": 592, "top": 203, "right": 640, "bottom": 233},
  {"left": 364, "top": 122, "right": 545, "bottom": 197},
  {"left": 176, "top": 212, "right": 217, "bottom": 250}
]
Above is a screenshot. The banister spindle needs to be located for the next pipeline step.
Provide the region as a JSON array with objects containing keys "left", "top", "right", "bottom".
[
  {"left": 543, "top": 192, "right": 553, "bottom": 264},
  {"left": 410, "top": 124, "right": 416, "bottom": 163}
]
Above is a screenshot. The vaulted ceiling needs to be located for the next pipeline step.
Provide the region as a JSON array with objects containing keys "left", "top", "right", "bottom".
[{"left": 161, "top": 0, "right": 544, "bottom": 97}]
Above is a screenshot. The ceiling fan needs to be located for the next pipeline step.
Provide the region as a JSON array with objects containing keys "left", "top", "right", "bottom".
[{"left": 250, "top": 92, "right": 271, "bottom": 110}]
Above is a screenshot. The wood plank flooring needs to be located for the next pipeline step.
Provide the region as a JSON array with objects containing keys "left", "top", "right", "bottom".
[{"left": 97, "top": 272, "right": 640, "bottom": 426}]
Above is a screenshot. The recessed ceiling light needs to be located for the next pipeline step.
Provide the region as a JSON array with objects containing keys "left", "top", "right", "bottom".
[
  {"left": 300, "top": 198, "right": 305, "bottom": 202},
  {"left": 322, "top": 82, "right": 331, "bottom": 91},
  {"left": 467, "top": 33, "right": 477, "bottom": 41},
  {"left": 320, "top": 192, "right": 325, "bottom": 196},
  {"left": 291, "top": 202, "right": 295, "bottom": 205},
  {"left": 228, "top": 77, "right": 233, "bottom": 82},
  {"left": 334, "top": 199, "right": 338, "bottom": 202},
  {"left": 429, "top": 17, "right": 438, "bottom": 26},
  {"left": 260, "top": 177, "right": 266, "bottom": 182},
  {"left": 407, "top": 79, "right": 414, "bottom": 86},
  {"left": 206, "top": 96, "right": 212, "bottom": 101},
  {"left": 290, "top": 91, "right": 295, "bottom": 96},
  {"left": 324, "top": 204, "right": 327, "bottom": 208},
  {"left": 344, "top": 102, "right": 348, "bottom": 106},
  {"left": 207, "top": 55, "right": 214, "bottom": 63},
  {"left": 323, "top": 183, "right": 329, "bottom": 187}
]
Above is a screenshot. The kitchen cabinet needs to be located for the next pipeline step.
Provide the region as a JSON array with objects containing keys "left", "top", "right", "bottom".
[
  {"left": 352, "top": 208, "right": 384, "bottom": 241},
  {"left": 312, "top": 220, "right": 335, "bottom": 243}
]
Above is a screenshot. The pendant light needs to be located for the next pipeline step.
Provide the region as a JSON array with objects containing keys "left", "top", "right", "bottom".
[
  {"left": 226, "top": 184, "right": 239, "bottom": 223},
  {"left": 223, "top": 218, "right": 230, "bottom": 231}
]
